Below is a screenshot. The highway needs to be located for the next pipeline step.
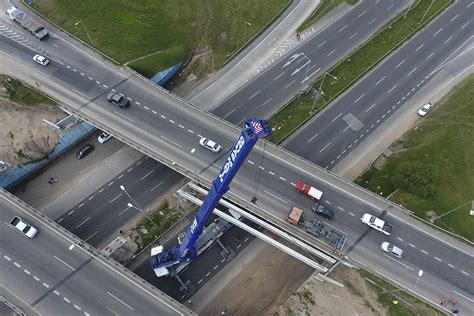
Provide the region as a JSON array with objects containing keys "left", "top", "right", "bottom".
[
  {"left": 0, "top": 189, "right": 192, "bottom": 315},
  {"left": 0, "top": 1, "right": 473, "bottom": 312},
  {"left": 212, "top": 0, "right": 410, "bottom": 121},
  {"left": 284, "top": 0, "right": 474, "bottom": 168}
]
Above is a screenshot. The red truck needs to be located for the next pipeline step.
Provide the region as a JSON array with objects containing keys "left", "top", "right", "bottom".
[{"left": 296, "top": 181, "right": 323, "bottom": 201}]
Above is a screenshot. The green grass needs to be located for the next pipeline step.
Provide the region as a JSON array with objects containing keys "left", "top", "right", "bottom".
[
  {"left": 134, "top": 200, "right": 182, "bottom": 250},
  {"left": 297, "top": 0, "right": 358, "bottom": 32},
  {"left": 269, "top": 0, "right": 452, "bottom": 143},
  {"left": 358, "top": 269, "right": 443, "bottom": 316},
  {"left": 1, "top": 75, "right": 55, "bottom": 106},
  {"left": 31, "top": 0, "right": 289, "bottom": 78},
  {"left": 356, "top": 75, "right": 474, "bottom": 241}
]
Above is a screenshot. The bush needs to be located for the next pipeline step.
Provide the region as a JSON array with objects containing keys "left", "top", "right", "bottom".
[{"left": 392, "top": 161, "right": 436, "bottom": 199}]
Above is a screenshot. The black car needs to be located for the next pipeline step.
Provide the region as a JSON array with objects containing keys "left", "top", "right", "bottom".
[
  {"left": 76, "top": 144, "right": 94, "bottom": 159},
  {"left": 311, "top": 202, "right": 334, "bottom": 219},
  {"left": 106, "top": 92, "right": 130, "bottom": 109}
]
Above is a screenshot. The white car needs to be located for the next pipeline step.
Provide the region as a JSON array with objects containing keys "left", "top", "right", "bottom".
[
  {"left": 417, "top": 103, "right": 432, "bottom": 116},
  {"left": 33, "top": 54, "right": 49, "bottom": 66},
  {"left": 9, "top": 216, "right": 38, "bottom": 238},
  {"left": 98, "top": 131, "right": 112, "bottom": 144},
  {"left": 199, "top": 137, "right": 222, "bottom": 153},
  {"left": 381, "top": 241, "right": 403, "bottom": 258}
]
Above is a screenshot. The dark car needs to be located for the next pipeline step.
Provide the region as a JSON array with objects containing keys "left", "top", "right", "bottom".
[
  {"left": 311, "top": 202, "right": 334, "bottom": 219},
  {"left": 76, "top": 144, "right": 94, "bottom": 159},
  {"left": 106, "top": 92, "right": 130, "bottom": 109}
]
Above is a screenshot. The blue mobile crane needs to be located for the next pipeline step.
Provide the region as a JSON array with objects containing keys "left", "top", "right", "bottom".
[{"left": 150, "top": 119, "right": 271, "bottom": 277}]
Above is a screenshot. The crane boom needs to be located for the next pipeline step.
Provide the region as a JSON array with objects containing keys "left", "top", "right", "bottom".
[{"left": 150, "top": 119, "right": 271, "bottom": 277}]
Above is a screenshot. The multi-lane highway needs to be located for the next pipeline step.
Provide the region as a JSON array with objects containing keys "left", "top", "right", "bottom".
[
  {"left": 1, "top": 18, "right": 472, "bottom": 313},
  {"left": 0, "top": 189, "right": 191, "bottom": 315},
  {"left": 284, "top": 0, "right": 473, "bottom": 168},
  {"left": 1, "top": 0, "right": 473, "bottom": 312},
  {"left": 212, "top": 0, "right": 410, "bottom": 121}
]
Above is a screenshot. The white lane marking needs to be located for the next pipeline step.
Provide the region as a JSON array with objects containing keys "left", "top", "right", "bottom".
[
  {"left": 152, "top": 110, "right": 157, "bottom": 114},
  {"left": 84, "top": 231, "right": 99, "bottom": 242},
  {"left": 365, "top": 103, "right": 376, "bottom": 112},
  {"left": 205, "top": 272, "right": 211, "bottom": 277},
  {"left": 415, "top": 44, "right": 424, "bottom": 52},
  {"left": 150, "top": 181, "right": 164, "bottom": 192},
  {"left": 452, "top": 290, "right": 473, "bottom": 302},
  {"left": 188, "top": 129, "right": 194, "bottom": 134},
  {"left": 349, "top": 32, "right": 358, "bottom": 40},
  {"left": 64, "top": 297, "right": 71, "bottom": 303},
  {"left": 43, "top": 282, "right": 50, "bottom": 288},
  {"left": 33, "top": 276, "right": 40, "bottom": 282},
  {"left": 72, "top": 89, "right": 89, "bottom": 99},
  {"left": 160, "top": 135, "right": 183, "bottom": 148},
  {"left": 448, "top": 264, "right": 455, "bottom": 268},
  {"left": 318, "top": 40, "right": 327, "bottom": 47},
  {"left": 108, "top": 182, "right": 114, "bottom": 186},
  {"left": 338, "top": 25, "right": 348, "bottom": 32},
  {"left": 160, "top": 115, "right": 166, "bottom": 119},
  {"left": 54, "top": 290, "right": 60, "bottom": 295},
  {"left": 284, "top": 80, "right": 295, "bottom": 89},
  {"left": 74, "top": 305, "right": 82, "bottom": 311},
  {"left": 107, "top": 292, "right": 134, "bottom": 310},
  {"left": 290, "top": 182, "right": 296, "bottom": 187},
  {"left": 24, "top": 269, "right": 31, "bottom": 275},
  {"left": 135, "top": 101, "right": 141, "bottom": 105},
  {"left": 248, "top": 160, "right": 255, "bottom": 165},
  {"left": 444, "top": 36, "right": 453, "bottom": 44},
  {"left": 269, "top": 171, "right": 275, "bottom": 176},
  {"left": 258, "top": 166, "right": 265, "bottom": 170},
  {"left": 305, "top": 68, "right": 321, "bottom": 80},
  {"left": 421, "top": 249, "right": 428, "bottom": 255},
  {"left": 109, "top": 194, "right": 123, "bottom": 204},
  {"left": 118, "top": 207, "right": 130, "bottom": 216},
  {"left": 433, "top": 28, "right": 442, "bottom": 36},
  {"left": 98, "top": 188, "right": 104, "bottom": 193},
  {"left": 264, "top": 190, "right": 288, "bottom": 204},
  {"left": 178, "top": 124, "right": 184, "bottom": 129},
  {"left": 468, "top": 2, "right": 474, "bottom": 8},
  {"left": 395, "top": 60, "right": 405, "bottom": 68},
  {"left": 325, "top": 200, "right": 332, "bottom": 205},
  {"left": 387, "top": 85, "right": 397, "bottom": 94},
  {"left": 434, "top": 256, "right": 442, "bottom": 262},
  {"left": 375, "top": 76, "right": 386, "bottom": 86},
  {"left": 368, "top": 18, "right": 376, "bottom": 24},
  {"left": 358, "top": 10, "right": 366, "bottom": 18},
  {"left": 103, "top": 84, "right": 108, "bottom": 88},
  {"left": 197, "top": 279, "right": 203, "bottom": 285},
  {"left": 57, "top": 218, "right": 64, "bottom": 223},
  {"left": 407, "top": 67, "right": 417, "bottom": 77},
  {"left": 169, "top": 119, "right": 175, "bottom": 124},
  {"left": 14, "top": 262, "right": 21, "bottom": 268},
  {"left": 354, "top": 93, "right": 365, "bottom": 103},
  {"left": 114, "top": 111, "right": 135, "bottom": 123},
  {"left": 320, "top": 143, "right": 331, "bottom": 152},
  {"left": 88, "top": 196, "right": 94, "bottom": 201},
  {"left": 275, "top": 72, "right": 285, "bottom": 80},
  {"left": 426, "top": 52, "right": 434, "bottom": 60},
  {"left": 461, "top": 21, "right": 469, "bottom": 29},
  {"left": 327, "top": 49, "right": 336, "bottom": 56},
  {"left": 279, "top": 176, "right": 286, "bottom": 181},
  {"left": 68, "top": 210, "right": 75, "bottom": 215},
  {"left": 396, "top": 237, "right": 403, "bottom": 242},
  {"left": 118, "top": 174, "right": 123, "bottom": 179},
  {"left": 450, "top": 14, "right": 458, "bottom": 22},
  {"left": 213, "top": 265, "right": 219, "bottom": 270},
  {"left": 337, "top": 206, "right": 344, "bottom": 211},
  {"left": 141, "top": 169, "right": 154, "bottom": 180},
  {"left": 409, "top": 243, "right": 415, "bottom": 248},
  {"left": 223, "top": 109, "right": 236, "bottom": 119},
  {"left": 95, "top": 81, "right": 100, "bottom": 85},
  {"left": 75, "top": 217, "right": 91, "bottom": 229},
  {"left": 348, "top": 212, "right": 355, "bottom": 217},
  {"left": 386, "top": 4, "right": 394, "bottom": 10},
  {"left": 54, "top": 255, "right": 76, "bottom": 270},
  {"left": 383, "top": 254, "right": 414, "bottom": 271},
  {"left": 144, "top": 106, "right": 150, "bottom": 110},
  {"left": 248, "top": 90, "right": 261, "bottom": 100},
  {"left": 262, "top": 98, "right": 272, "bottom": 106},
  {"left": 332, "top": 113, "right": 342, "bottom": 122},
  {"left": 461, "top": 270, "right": 470, "bottom": 276}
]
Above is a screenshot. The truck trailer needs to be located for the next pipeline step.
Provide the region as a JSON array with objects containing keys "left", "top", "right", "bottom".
[{"left": 7, "top": 6, "right": 49, "bottom": 40}]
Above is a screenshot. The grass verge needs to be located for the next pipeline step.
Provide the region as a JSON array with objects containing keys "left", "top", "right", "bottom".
[
  {"left": 358, "top": 269, "right": 444, "bottom": 316},
  {"left": 297, "top": 0, "right": 358, "bottom": 33},
  {"left": 355, "top": 75, "right": 474, "bottom": 241},
  {"left": 31, "top": 0, "right": 289, "bottom": 78},
  {"left": 133, "top": 200, "right": 182, "bottom": 251},
  {"left": 1, "top": 75, "right": 55, "bottom": 106},
  {"left": 269, "top": 0, "right": 452, "bottom": 143}
]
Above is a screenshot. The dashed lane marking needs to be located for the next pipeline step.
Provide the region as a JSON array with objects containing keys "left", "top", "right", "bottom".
[
  {"left": 448, "top": 264, "right": 455, "bottom": 268},
  {"left": 14, "top": 262, "right": 21, "bottom": 268},
  {"left": 434, "top": 256, "right": 442, "bottom": 262},
  {"left": 421, "top": 249, "right": 428, "bottom": 255},
  {"left": 264, "top": 190, "right": 288, "bottom": 204},
  {"left": 409, "top": 243, "right": 415, "bottom": 248}
]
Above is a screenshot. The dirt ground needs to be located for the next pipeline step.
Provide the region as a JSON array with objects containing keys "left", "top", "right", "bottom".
[{"left": 0, "top": 96, "right": 65, "bottom": 165}]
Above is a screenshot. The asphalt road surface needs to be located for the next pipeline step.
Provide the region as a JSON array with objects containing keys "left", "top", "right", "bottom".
[
  {"left": 0, "top": 1, "right": 472, "bottom": 312},
  {"left": 0, "top": 190, "right": 191, "bottom": 315}
]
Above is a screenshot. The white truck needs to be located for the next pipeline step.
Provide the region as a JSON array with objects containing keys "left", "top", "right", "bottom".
[
  {"left": 361, "top": 213, "right": 392, "bottom": 235},
  {"left": 7, "top": 6, "right": 49, "bottom": 40}
]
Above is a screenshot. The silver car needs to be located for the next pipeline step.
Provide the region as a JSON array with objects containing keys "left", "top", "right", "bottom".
[
  {"left": 417, "top": 102, "right": 432, "bottom": 116},
  {"left": 381, "top": 241, "right": 403, "bottom": 258},
  {"left": 199, "top": 137, "right": 222, "bottom": 153}
]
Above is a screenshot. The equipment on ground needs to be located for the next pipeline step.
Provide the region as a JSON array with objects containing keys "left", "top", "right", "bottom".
[{"left": 150, "top": 119, "right": 271, "bottom": 277}]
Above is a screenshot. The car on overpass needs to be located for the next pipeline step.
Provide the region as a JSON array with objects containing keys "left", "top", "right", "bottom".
[
  {"left": 199, "top": 137, "right": 222, "bottom": 153},
  {"left": 381, "top": 241, "right": 403, "bottom": 258},
  {"left": 9, "top": 216, "right": 38, "bottom": 238},
  {"left": 106, "top": 92, "right": 130, "bottom": 109},
  {"left": 311, "top": 202, "right": 334, "bottom": 219}
]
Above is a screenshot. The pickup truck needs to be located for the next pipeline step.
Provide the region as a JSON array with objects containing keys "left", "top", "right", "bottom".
[
  {"left": 361, "top": 213, "right": 392, "bottom": 235},
  {"left": 9, "top": 216, "right": 38, "bottom": 238},
  {"left": 295, "top": 181, "right": 323, "bottom": 201},
  {"left": 7, "top": 7, "right": 49, "bottom": 40}
]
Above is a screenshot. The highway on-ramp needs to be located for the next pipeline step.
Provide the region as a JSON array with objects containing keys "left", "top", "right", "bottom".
[{"left": 0, "top": 189, "right": 192, "bottom": 315}]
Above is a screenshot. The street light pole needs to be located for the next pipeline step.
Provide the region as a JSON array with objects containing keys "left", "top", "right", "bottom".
[
  {"left": 432, "top": 200, "right": 474, "bottom": 222},
  {"left": 120, "top": 185, "right": 160, "bottom": 230},
  {"left": 75, "top": 20, "right": 94, "bottom": 45},
  {"left": 244, "top": 21, "right": 252, "bottom": 43}
]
